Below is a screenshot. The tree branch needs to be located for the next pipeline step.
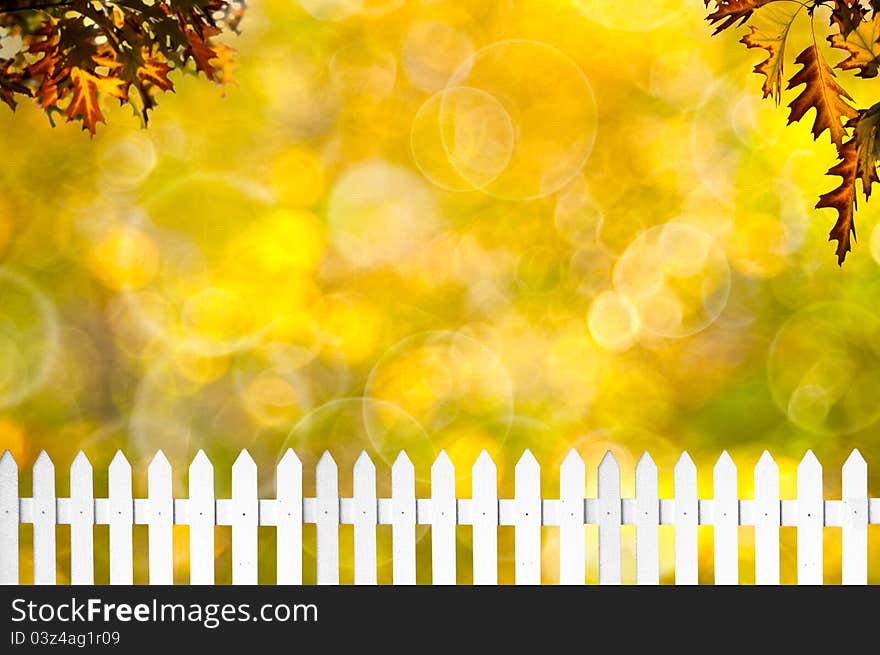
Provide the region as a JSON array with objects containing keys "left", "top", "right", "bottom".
[{"left": 0, "top": 1, "right": 74, "bottom": 14}]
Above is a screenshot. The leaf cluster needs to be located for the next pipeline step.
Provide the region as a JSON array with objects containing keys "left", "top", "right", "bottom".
[
  {"left": 707, "top": 0, "right": 880, "bottom": 263},
  {"left": 0, "top": 0, "right": 246, "bottom": 134}
]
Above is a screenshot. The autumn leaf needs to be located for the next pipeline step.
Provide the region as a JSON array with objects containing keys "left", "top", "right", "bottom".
[
  {"left": 829, "top": 11, "right": 880, "bottom": 78},
  {"left": 741, "top": 2, "right": 804, "bottom": 103},
  {"left": 705, "top": 0, "right": 776, "bottom": 34},
  {"left": 852, "top": 103, "right": 880, "bottom": 198},
  {"left": 787, "top": 43, "right": 859, "bottom": 150},
  {"left": 817, "top": 136, "right": 858, "bottom": 264},
  {"left": 137, "top": 47, "right": 174, "bottom": 92},
  {"left": 0, "top": 59, "right": 28, "bottom": 110},
  {"left": 184, "top": 25, "right": 222, "bottom": 81},
  {"left": 66, "top": 66, "right": 128, "bottom": 135}
]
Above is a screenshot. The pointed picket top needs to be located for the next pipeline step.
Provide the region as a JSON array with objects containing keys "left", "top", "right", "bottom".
[
  {"left": 561, "top": 448, "right": 583, "bottom": 472},
  {"left": 474, "top": 449, "right": 495, "bottom": 473},
  {"left": 714, "top": 450, "right": 735, "bottom": 475},
  {"left": 755, "top": 450, "right": 778, "bottom": 475},
  {"left": 675, "top": 451, "right": 695, "bottom": 473},
  {"left": 233, "top": 449, "right": 257, "bottom": 472},
  {"left": 843, "top": 449, "right": 867, "bottom": 475},
  {"left": 34, "top": 450, "right": 53, "bottom": 472},
  {"left": 191, "top": 449, "right": 211, "bottom": 467},
  {"left": 0, "top": 450, "right": 15, "bottom": 468},
  {"left": 599, "top": 450, "right": 619, "bottom": 475},
  {"left": 392, "top": 450, "right": 414, "bottom": 476},
  {"left": 148, "top": 449, "right": 170, "bottom": 476},
  {"left": 354, "top": 450, "right": 375, "bottom": 475},
  {"left": 71, "top": 450, "right": 91, "bottom": 472},
  {"left": 277, "top": 449, "right": 302, "bottom": 478},
  {"left": 636, "top": 451, "right": 657, "bottom": 476},
  {"left": 515, "top": 449, "right": 538, "bottom": 474},
  {"left": 109, "top": 449, "right": 130, "bottom": 472},
  {"left": 279, "top": 448, "right": 301, "bottom": 467},
  {"left": 317, "top": 450, "right": 337, "bottom": 474},
  {"left": 798, "top": 449, "right": 821, "bottom": 474}
]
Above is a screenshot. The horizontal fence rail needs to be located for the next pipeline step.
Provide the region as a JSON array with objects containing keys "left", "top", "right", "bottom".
[{"left": 0, "top": 448, "right": 878, "bottom": 585}]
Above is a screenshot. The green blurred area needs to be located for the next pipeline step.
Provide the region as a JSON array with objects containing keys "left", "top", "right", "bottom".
[{"left": 0, "top": 0, "right": 879, "bottom": 583}]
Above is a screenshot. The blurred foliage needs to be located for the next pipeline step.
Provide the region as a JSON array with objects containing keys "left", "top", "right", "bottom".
[{"left": 1, "top": 0, "right": 879, "bottom": 584}]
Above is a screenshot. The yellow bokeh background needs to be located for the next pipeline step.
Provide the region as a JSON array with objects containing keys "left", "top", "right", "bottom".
[{"left": 1, "top": 0, "right": 878, "bottom": 584}]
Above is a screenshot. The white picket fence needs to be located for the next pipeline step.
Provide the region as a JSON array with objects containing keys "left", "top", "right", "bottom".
[{"left": 0, "top": 448, "right": 877, "bottom": 585}]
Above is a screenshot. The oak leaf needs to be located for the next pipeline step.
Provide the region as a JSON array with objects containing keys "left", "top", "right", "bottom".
[
  {"left": 829, "top": 11, "right": 880, "bottom": 78},
  {"left": 852, "top": 104, "right": 880, "bottom": 198},
  {"left": 787, "top": 44, "right": 859, "bottom": 149},
  {"left": 66, "top": 66, "right": 128, "bottom": 135},
  {"left": 705, "top": 0, "right": 775, "bottom": 34},
  {"left": 817, "top": 136, "right": 858, "bottom": 264},
  {"left": 741, "top": 2, "right": 803, "bottom": 103}
]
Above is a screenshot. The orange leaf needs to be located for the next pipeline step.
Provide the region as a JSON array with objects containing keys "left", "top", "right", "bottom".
[
  {"left": 184, "top": 26, "right": 222, "bottom": 82},
  {"left": 137, "top": 48, "right": 174, "bottom": 92},
  {"left": 66, "top": 67, "right": 127, "bottom": 136},
  {"left": 787, "top": 44, "right": 859, "bottom": 149}
]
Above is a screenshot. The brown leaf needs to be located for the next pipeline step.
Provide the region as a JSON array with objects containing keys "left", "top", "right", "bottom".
[
  {"left": 817, "top": 137, "right": 858, "bottom": 264},
  {"left": 829, "top": 12, "right": 880, "bottom": 78},
  {"left": 787, "top": 44, "right": 859, "bottom": 149},
  {"left": 183, "top": 25, "right": 221, "bottom": 81},
  {"left": 66, "top": 66, "right": 128, "bottom": 136},
  {"left": 705, "top": 0, "right": 775, "bottom": 34},
  {"left": 740, "top": 2, "right": 803, "bottom": 103}
]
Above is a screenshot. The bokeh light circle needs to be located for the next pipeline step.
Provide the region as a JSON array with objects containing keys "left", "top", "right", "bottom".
[
  {"left": 282, "top": 397, "right": 436, "bottom": 482},
  {"left": 365, "top": 330, "right": 514, "bottom": 453},
  {"left": 444, "top": 40, "right": 598, "bottom": 200},
  {"left": 768, "top": 302, "right": 880, "bottom": 435},
  {"left": 0, "top": 269, "right": 59, "bottom": 409},
  {"left": 401, "top": 21, "right": 474, "bottom": 92},
  {"left": 588, "top": 290, "right": 639, "bottom": 352},
  {"left": 613, "top": 222, "right": 731, "bottom": 338},
  {"left": 326, "top": 160, "right": 442, "bottom": 267},
  {"left": 574, "top": 0, "right": 688, "bottom": 31},
  {"left": 411, "top": 87, "right": 515, "bottom": 192}
]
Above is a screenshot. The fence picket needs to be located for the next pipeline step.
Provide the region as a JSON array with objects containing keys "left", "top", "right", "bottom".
[
  {"left": 472, "top": 450, "right": 498, "bottom": 585},
  {"left": 276, "top": 449, "right": 302, "bottom": 585},
  {"left": 108, "top": 451, "right": 133, "bottom": 585},
  {"left": 797, "top": 451, "right": 822, "bottom": 585},
  {"left": 189, "top": 450, "right": 215, "bottom": 585},
  {"left": 232, "top": 450, "right": 258, "bottom": 585},
  {"left": 0, "top": 451, "right": 18, "bottom": 584},
  {"left": 635, "top": 452, "right": 658, "bottom": 585},
  {"left": 754, "top": 451, "right": 779, "bottom": 585},
  {"left": 514, "top": 450, "right": 540, "bottom": 585},
  {"left": 353, "top": 452, "right": 377, "bottom": 585},
  {"left": 33, "top": 451, "right": 55, "bottom": 585},
  {"left": 674, "top": 452, "right": 697, "bottom": 585},
  {"left": 315, "top": 451, "right": 339, "bottom": 585},
  {"left": 431, "top": 451, "right": 456, "bottom": 585},
  {"left": 147, "top": 451, "right": 173, "bottom": 585},
  {"left": 391, "top": 452, "right": 416, "bottom": 585},
  {"left": 70, "top": 451, "right": 94, "bottom": 584},
  {"left": 598, "top": 451, "right": 621, "bottom": 585},
  {"left": 559, "top": 449, "right": 585, "bottom": 585},
  {"left": 842, "top": 450, "right": 867, "bottom": 585},
  {"left": 713, "top": 451, "right": 737, "bottom": 585}
]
